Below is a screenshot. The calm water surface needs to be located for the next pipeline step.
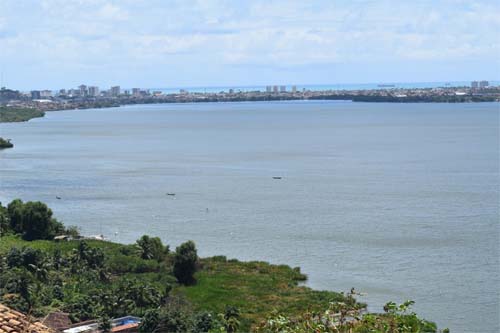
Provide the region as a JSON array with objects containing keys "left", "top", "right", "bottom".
[{"left": 1, "top": 101, "right": 499, "bottom": 332}]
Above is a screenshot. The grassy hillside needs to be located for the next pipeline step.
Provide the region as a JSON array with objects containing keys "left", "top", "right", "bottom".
[
  {"left": 0, "top": 235, "right": 355, "bottom": 331},
  {"left": 0, "top": 199, "right": 442, "bottom": 332}
]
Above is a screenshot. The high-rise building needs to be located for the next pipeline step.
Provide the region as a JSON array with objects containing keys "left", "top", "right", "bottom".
[
  {"left": 31, "top": 91, "right": 41, "bottom": 99},
  {"left": 59, "top": 89, "right": 67, "bottom": 96},
  {"left": 471, "top": 81, "right": 479, "bottom": 89},
  {"left": 229, "top": 89, "right": 234, "bottom": 94},
  {"left": 132, "top": 88, "right": 141, "bottom": 97},
  {"left": 110, "top": 86, "right": 120, "bottom": 97},
  {"left": 272, "top": 85, "right": 278, "bottom": 93},
  {"left": 40, "top": 90, "right": 52, "bottom": 98},
  {"left": 69, "top": 89, "right": 80, "bottom": 97},
  {"left": 291, "top": 85, "right": 297, "bottom": 93},
  {"left": 78, "top": 84, "right": 88, "bottom": 96},
  {"left": 479, "top": 80, "right": 489, "bottom": 88},
  {"left": 280, "top": 85, "right": 286, "bottom": 93},
  {"left": 88, "top": 86, "right": 99, "bottom": 97},
  {"left": 266, "top": 86, "right": 272, "bottom": 93}
]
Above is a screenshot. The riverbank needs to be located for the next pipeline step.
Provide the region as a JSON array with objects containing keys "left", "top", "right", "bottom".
[
  {"left": 0, "top": 106, "right": 45, "bottom": 123},
  {"left": 0, "top": 235, "right": 352, "bottom": 331},
  {"left": 0, "top": 198, "right": 443, "bottom": 332},
  {"left": 2, "top": 85, "right": 499, "bottom": 115}
]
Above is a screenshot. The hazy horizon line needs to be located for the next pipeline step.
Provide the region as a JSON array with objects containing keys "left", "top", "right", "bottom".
[{"left": 7, "top": 79, "right": 500, "bottom": 92}]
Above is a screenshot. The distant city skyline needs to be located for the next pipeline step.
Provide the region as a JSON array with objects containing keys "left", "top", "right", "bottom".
[{"left": 0, "top": 0, "right": 499, "bottom": 90}]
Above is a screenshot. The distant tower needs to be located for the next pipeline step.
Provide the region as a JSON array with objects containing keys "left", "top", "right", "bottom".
[
  {"left": 110, "top": 86, "right": 120, "bottom": 96},
  {"left": 40, "top": 90, "right": 52, "bottom": 98},
  {"left": 266, "top": 86, "right": 272, "bottom": 93},
  {"left": 279, "top": 85, "right": 286, "bottom": 93},
  {"left": 292, "top": 85, "right": 297, "bottom": 93},
  {"left": 88, "top": 86, "right": 99, "bottom": 97},
  {"left": 272, "top": 85, "right": 278, "bottom": 93},
  {"left": 479, "top": 80, "right": 489, "bottom": 89},
  {"left": 78, "top": 84, "right": 88, "bottom": 96},
  {"left": 31, "top": 91, "right": 41, "bottom": 99},
  {"left": 471, "top": 81, "right": 479, "bottom": 89}
]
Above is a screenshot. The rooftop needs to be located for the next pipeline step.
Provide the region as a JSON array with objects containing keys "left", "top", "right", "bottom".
[{"left": 0, "top": 303, "right": 54, "bottom": 333}]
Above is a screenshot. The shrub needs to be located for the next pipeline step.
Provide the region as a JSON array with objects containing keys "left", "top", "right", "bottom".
[{"left": 173, "top": 241, "right": 198, "bottom": 285}]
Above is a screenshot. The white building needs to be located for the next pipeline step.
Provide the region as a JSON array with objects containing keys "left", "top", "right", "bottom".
[
  {"left": 88, "top": 86, "right": 99, "bottom": 97},
  {"left": 110, "top": 86, "right": 120, "bottom": 96},
  {"left": 479, "top": 80, "right": 489, "bottom": 88}
]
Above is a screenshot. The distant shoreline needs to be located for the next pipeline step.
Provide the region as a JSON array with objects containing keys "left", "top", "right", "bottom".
[{"left": 1, "top": 85, "right": 500, "bottom": 115}]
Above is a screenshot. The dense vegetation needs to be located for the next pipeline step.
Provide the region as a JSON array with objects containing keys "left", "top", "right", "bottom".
[
  {"left": 0, "top": 107, "right": 45, "bottom": 123},
  {"left": 0, "top": 199, "right": 445, "bottom": 332},
  {"left": 0, "top": 137, "right": 13, "bottom": 149}
]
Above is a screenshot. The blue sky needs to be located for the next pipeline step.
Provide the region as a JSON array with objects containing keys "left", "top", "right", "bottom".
[{"left": 0, "top": 0, "right": 499, "bottom": 90}]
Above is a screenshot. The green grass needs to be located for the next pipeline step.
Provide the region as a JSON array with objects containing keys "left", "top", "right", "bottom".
[
  {"left": 0, "top": 236, "right": 360, "bottom": 331},
  {"left": 177, "top": 257, "right": 353, "bottom": 331},
  {"left": 0, "top": 235, "right": 123, "bottom": 255},
  {"left": 0, "top": 107, "right": 45, "bottom": 123}
]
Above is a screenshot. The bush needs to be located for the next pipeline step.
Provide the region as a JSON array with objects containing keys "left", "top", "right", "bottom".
[
  {"left": 138, "top": 302, "right": 193, "bottom": 333},
  {"left": 173, "top": 241, "right": 198, "bottom": 285}
]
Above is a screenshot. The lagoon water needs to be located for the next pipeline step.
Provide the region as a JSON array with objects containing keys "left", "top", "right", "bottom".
[{"left": 0, "top": 101, "right": 499, "bottom": 332}]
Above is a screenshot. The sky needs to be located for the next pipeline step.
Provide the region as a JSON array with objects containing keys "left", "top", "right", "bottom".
[{"left": 0, "top": 0, "right": 499, "bottom": 90}]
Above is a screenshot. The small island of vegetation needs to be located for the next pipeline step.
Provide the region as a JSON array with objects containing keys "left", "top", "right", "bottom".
[
  {"left": 0, "top": 106, "right": 45, "bottom": 123},
  {"left": 0, "top": 137, "right": 13, "bottom": 149},
  {"left": 0, "top": 199, "right": 446, "bottom": 332}
]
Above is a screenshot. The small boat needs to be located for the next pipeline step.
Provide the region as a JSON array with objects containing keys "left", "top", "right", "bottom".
[
  {"left": 166, "top": 193, "right": 176, "bottom": 196},
  {"left": 272, "top": 176, "right": 282, "bottom": 180},
  {"left": 56, "top": 196, "right": 62, "bottom": 200}
]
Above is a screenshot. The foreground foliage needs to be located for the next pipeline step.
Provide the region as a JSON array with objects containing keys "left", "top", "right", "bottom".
[
  {"left": 0, "top": 199, "right": 444, "bottom": 332},
  {"left": 256, "top": 299, "right": 441, "bottom": 333}
]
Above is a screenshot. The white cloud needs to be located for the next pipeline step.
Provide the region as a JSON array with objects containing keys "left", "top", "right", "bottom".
[
  {"left": 98, "top": 4, "right": 129, "bottom": 21},
  {"left": 0, "top": 0, "right": 498, "bottom": 88}
]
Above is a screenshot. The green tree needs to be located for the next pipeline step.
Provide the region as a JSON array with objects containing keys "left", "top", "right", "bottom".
[
  {"left": 193, "top": 311, "right": 214, "bottom": 333},
  {"left": 152, "top": 306, "right": 193, "bottom": 333},
  {"left": 136, "top": 235, "right": 169, "bottom": 261},
  {"left": 173, "top": 241, "right": 198, "bottom": 285},
  {"left": 22, "top": 201, "right": 63, "bottom": 240},
  {"left": 0, "top": 202, "right": 9, "bottom": 236},
  {"left": 98, "top": 315, "right": 112, "bottom": 333},
  {"left": 6, "top": 200, "right": 64, "bottom": 240},
  {"left": 7, "top": 199, "right": 25, "bottom": 234},
  {"left": 138, "top": 309, "right": 160, "bottom": 333}
]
